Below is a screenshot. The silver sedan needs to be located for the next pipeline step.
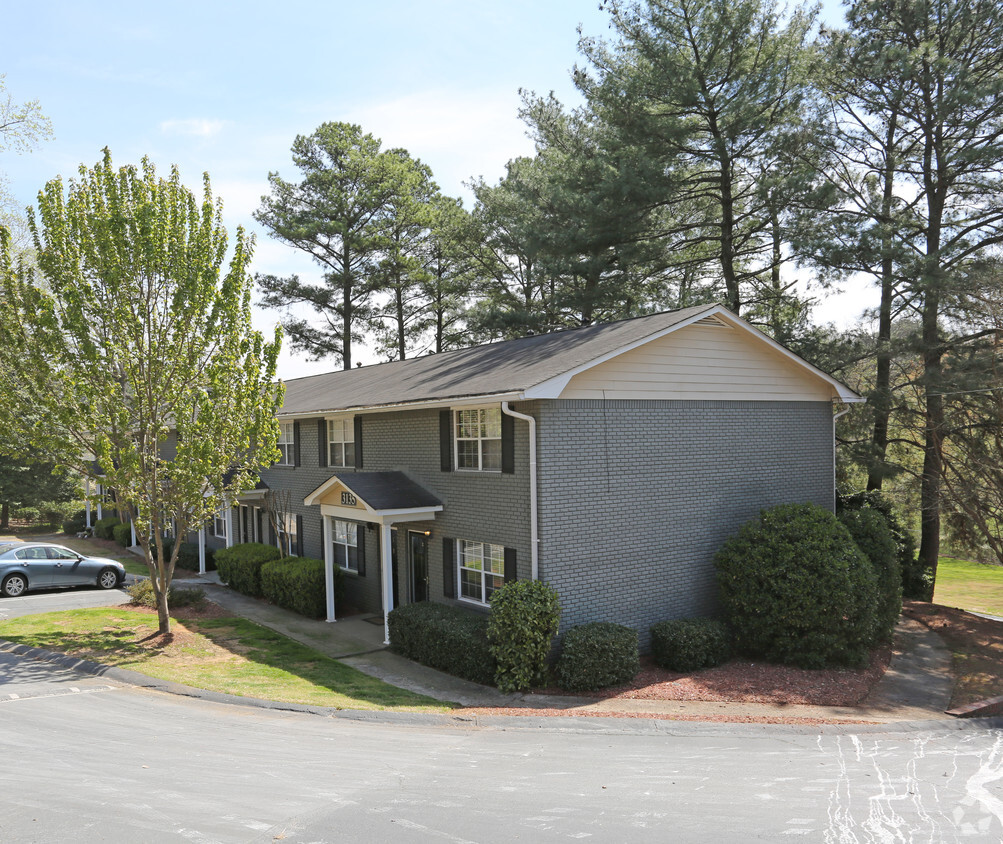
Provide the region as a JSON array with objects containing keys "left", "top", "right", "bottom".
[{"left": 0, "top": 543, "right": 126, "bottom": 597}]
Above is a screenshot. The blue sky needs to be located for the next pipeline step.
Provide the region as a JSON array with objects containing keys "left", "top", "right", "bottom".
[{"left": 2, "top": 0, "right": 857, "bottom": 379}]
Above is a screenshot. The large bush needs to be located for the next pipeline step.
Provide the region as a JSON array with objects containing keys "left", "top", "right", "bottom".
[
  {"left": 715, "top": 502, "right": 880, "bottom": 668},
  {"left": 261, "top": 556, "right": 344, "bottom": 619},
  {"left": 62, "top": 508, "right": 88, "bottom": 535},
  {"left": 93, "top": 515, "right": 121, "bottom": 540},
  {"left": 387, "top": 602, "right": 495, "bottom": 686},
  {"left": 554, "top": 622, "right": 639, "bottom": 692},
  {"left": 176, "top": 541, "right": 215, "bottom": 572},
  {"left": 650, "top": 618, "right": 731, "bottom": 672},
  {"left": 112, "top": 522, "right": 132, "bottom": 547},
  {"left": 215, "top": 542, "right": 282, "bottom": 597},
  {"left": 838, "top": 507, "right": 902, "bottom": 642},
  {"left": 487, "top": 581, "right": 561, "bottom": 693},
  {"left": 127, "top": 579, "right": 206, "bottom": 609},
  {"left": 839, "top": 491, "right": 930, "bottom": 600}
]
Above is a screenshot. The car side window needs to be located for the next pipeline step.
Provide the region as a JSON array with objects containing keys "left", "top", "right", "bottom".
[
  {"left": 45, "top": 547, "right": 74, "bottom": 560},
  {"left": 13, "top": 548, "right": 30, "bottom": 560}
]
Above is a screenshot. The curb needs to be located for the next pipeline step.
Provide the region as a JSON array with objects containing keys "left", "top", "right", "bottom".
[{"left": 4, "top": 637, "right": 1003, "bottom": 737}]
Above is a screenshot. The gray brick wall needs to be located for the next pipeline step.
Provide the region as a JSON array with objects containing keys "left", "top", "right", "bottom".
[
  {"left": 535, "top": 399, "right": 835, "bottom": 649},
  {"left": 254, "top": 407, "right": 533, "bottom": 615}
]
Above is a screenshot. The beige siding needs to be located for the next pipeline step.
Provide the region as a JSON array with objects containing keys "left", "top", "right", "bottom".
[{"left": 559, "top": 323, "right": 836, "bottom": 401}]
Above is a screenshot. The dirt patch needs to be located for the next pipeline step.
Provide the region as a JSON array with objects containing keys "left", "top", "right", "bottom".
[
  {"left": 528, "top": 646, "right": 892, "bottom": 707},
  {"left": 455, "top": 707, "right": 879, "bottom": 725},
  {"left": 902, "top": 600, "right": 1003, "bottom": 709}
]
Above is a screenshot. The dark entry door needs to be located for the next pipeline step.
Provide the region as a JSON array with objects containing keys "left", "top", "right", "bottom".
[{"left": 408, "top": 531, "right": 429, "bottom": 603}]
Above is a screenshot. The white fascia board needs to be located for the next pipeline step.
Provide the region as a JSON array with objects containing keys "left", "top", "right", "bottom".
[
  {"left": 521, "top": 304, "right": 863, "bottom": 403},
  {"left": 278, "top": 391, "right": 524, "bottom": 420},
  {"left": 304, "top": 476, "right": 342, "bottom": 507}
]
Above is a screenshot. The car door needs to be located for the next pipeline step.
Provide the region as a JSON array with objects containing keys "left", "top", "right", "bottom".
[
  {"left": 13, "top": 547, "right": 55, "bottom": 587},
  {"left": 45, "top": 546, "right": 91, "bottom": 586}
]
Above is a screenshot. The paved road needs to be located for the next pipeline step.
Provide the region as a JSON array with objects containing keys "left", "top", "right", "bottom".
[{"left": 2, "top": 590, "right": 1003, "bottom": 842}]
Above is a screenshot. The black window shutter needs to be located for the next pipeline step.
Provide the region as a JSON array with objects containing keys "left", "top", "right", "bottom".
[
  {"left": 296, "top": 514, "right": 304, "bottom": 557},
  {"left": 356, "top": 525, "right": 366, "bottom": 577},
  {"left": 256, "top": 509, "right": 263, "bottom": 542},
  {"left": 442, "top": 537, "right": 455, "bottom": 598},
  {"left": 439, "top": 410, "right": 452, "bottom": 472},
  {"left": 353, "top": 415, "right": 363, "bottom": 469},
  {"left": 318, "top": 419, "right": 328, "bottom": 468},
  {"left": 501, "top": 411, "right": 515, "bottom": 474},
  {"left": 293, "top": 420, "right": 301, "bottom": 467},
  {"left": 504, "top": 547, "right": 517, "bottom": 582}
]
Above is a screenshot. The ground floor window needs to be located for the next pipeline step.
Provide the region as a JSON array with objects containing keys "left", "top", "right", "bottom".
[
  {"left": 213, "top": 507, "right": 227, "bottom": 540},
  {"left": 333, "top": 519, "right": 359, "bottom": 572},
  {"left": 278, "top": 513, "right": 297, "bottom": 556},
  {"left": 458, "top": 539, "right": 504, "bottom": 605}
]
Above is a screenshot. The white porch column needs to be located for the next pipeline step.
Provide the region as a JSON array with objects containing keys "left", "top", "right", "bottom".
[
  {"left": 130, "top": 520, "right": 136, "bottom": 546},
  {"left": 198, "top": 526, "right": 206, "bottom": 575},
  {"left": 225, "top": 501, "right": 234, "bottom": 548},
  {"left": 84, "top": 478, "right": 92, "bottom": 528},
  {"left": 323, "top": 515, "right": 336, "bottom": 622},
  {"left": 381, "top": 521, "right": 394, "bottom": 645},
  {"left": 96, "top": 485, "right": 103, "bottom": 520}
]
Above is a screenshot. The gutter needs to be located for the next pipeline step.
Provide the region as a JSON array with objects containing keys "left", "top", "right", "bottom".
[{"left": 501, "top": 402, "right": 539, "bottom": 581}]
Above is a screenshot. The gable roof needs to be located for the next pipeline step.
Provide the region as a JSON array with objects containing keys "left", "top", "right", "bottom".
[{"left": 278, "top": 304, "right": 861, "bottom": 416}]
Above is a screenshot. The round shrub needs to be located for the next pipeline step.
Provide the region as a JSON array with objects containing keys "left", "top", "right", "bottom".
[
  {"left": 260, "top": 556, "right": 343, "bottom": 619},
  {"left": 126, "top": 579, "right": 206, "bottom": 609},
  {"left": 555, "top": 622, "right": 639, "bottom": 692},
  {"left": 215, "top": 542, "right": 282, "bottom": 597},
  {"left": 487, "top": 580, "right": 561, "bottom": 693},
  {"left": 715, "top": 502, "right": 880, "bottom": 669},
  {"left": 62, "top": 509, "right": 88, "bottom": 535},
  {"left": 650, "top": 618, "right": 731, "bottom": 672},
  {"left": 112, "top": 522, "right": 132, "bottom": 547},
  {"left": 838, "top": 507, "right": 902, "bottom": 642},
  {"left": 93, "top": 516, "right": 121, "bottom": 540}
]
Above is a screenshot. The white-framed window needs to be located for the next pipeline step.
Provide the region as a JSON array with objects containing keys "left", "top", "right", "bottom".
[
  {"left": 213, "top": 507, "right": 228, "bottom": 540},
  {"left": 276, "top": 421, "right": 295, "bottom": 466},
  {"left": 458, "top": 539, "right": 505, "bottom": 605},
  {"left": 333, "top": 519, "right": 359, "bottom": 572},
  {"left": 455, "top": 407, "right": 501, "bottom": 471},
  {"left": 278, "top": 513, "right": 298, "bottom": 557},
  {"left": 327, "top": 417, "right": 355, "bottom": 467}
]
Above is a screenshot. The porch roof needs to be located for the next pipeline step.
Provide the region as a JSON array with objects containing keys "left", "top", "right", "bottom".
[{"left": 304, "top": 471, "right": 442, "bottom": 516}]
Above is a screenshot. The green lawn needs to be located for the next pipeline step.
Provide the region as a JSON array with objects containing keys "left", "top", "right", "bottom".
[
  {"left": 934, "top": 557, "right": 1003, "bottom": 617},
  {"left": 0, "top": 607, "right": 451, "bottom": 712}
]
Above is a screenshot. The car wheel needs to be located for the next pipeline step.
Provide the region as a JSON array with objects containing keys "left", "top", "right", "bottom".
[
  {"left": 97, "top": 568, "right": 120, "bottom": 590},
  {"left": 2, "top": 574, "right": 28, "bottom": 597}
]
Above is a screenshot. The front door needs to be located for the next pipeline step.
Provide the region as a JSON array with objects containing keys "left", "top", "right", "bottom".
[{"left": 408, "top": 531, "right": 429, "bottom": 603}]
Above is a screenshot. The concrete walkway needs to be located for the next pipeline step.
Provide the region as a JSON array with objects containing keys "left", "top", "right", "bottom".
[{"left": 191, "top": 572, "right": 956, "bottom": 723}]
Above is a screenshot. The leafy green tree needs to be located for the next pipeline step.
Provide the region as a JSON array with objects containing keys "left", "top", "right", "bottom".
[
  {"left": 0, "top": 451, "right": 78, "bottom": 530},
  {"left": 578, "top": 0, "right": 822, "bottom": 316},
  {"left": 0, "top": 150, "right": 282, "bottom": 634},
  {"left": 420, "top": 195, "right": 475, "bottom": 353},
  {"left": 256, "top": 122, "right": 414, "bottom": 369}
]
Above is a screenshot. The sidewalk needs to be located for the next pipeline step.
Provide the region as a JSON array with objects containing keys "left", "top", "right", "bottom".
[{"left": 190, "top": 571, "right": 956, "bottom": 723}]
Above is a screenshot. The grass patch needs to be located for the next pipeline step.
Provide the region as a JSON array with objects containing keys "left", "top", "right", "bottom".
[
  {"left": 0, "top": 607, "right": 450, "bottom": 712},
  {"left": 934, "top": 557, "right": 1003, "bottom": 617}
]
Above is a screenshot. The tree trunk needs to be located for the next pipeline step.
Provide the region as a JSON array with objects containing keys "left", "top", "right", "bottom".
[{"left": 0, "top": 500, "right": 8, "bottom": 530}]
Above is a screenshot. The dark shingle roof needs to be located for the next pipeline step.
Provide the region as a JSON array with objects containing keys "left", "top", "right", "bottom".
[
  {"left": 338, "top": 472, "right": 442, "bottom": 511},
  {"left": 279, "top": 304, "right": 717, "bottom": 415}
]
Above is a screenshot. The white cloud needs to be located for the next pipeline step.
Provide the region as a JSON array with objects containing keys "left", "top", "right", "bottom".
[{"left": 159, "top": 118, "right": 226, "bottom": 138}]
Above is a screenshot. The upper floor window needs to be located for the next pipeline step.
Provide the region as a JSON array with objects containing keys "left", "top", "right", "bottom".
[
  {"left": 328, "top": 417, "right": 356, "bottom": 467},
  {"left": 276, "top": 421, "right": 296, "bottom": 466},
  {"left": 455, "top": 408, "right": 501, "bottom": 471}
]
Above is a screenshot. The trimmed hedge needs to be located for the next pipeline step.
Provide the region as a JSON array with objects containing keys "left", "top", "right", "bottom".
[
  {"left": 93, "top": 516, "right": 121, "bottom": 540},
  {"left": 650, "top": 618, "right": 731, "bottom": 672},
  {"left": 554, "top": 622, "right": 640, "bottom": 692},
  {"left": 261, "top": 556, "right": 344, "bottom": 619},
  {"left": 838, "top": 507, "right": 903, "bottom": 642},
  {"left": 487, "top": 581, "right": 561, "bottom": 692},
  {"left": 715, "top": 502, "right": 879, "bottom": 669},
  {"left": 388, "top": 602, "right": 495, "bottom": 686},
  {"left": 215, "top": 542, "right": 283, "bottom": 597},
  {"left": 126, "top": 579, "right": 206, "bottom": 609},
  {"left": 112, "top": 522, "right": 132, "bottom": 547},
  {"left": 176, "top": 541, "right": 215, "bottom": 572},
  {"left": 62, "top": 509, "right": 88, "bottom": 535}
]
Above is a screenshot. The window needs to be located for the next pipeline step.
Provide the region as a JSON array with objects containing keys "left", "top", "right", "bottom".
[
  {"left": 327, "top": 417, "right": 355, "bottom": 467},
  {"left": 213, "top": 507, "right": 228, "bottom": 540},
  {"left": 276, "top": 421, "right": 295, "bottom": 466},
  {"left": 278, "top": 513, "right": 298, "bottom": 557},
  {"left": 458, "top": 539, "right": 505, "bottom": 605},
  {"left": 455, "top": 408, "right": 501, "bottom": 471},
  {"left": 333, "top": 519, "right": 359, "bottom": 572}
]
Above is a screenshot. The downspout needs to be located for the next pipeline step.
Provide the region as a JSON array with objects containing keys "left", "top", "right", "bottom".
[
  {"left": 501, "top": 402, "right": 539, "bottom": 581},
  {"left": 832, "top": 402, "right": 852, "bottom": 509}
]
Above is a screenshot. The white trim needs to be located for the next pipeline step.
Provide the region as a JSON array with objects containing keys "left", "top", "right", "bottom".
[
  {"left": 276, "top": 392, "right": 524, "bottom": 420},
  {"left": 323, "top": 515, "right": 336, "bottom": 622}
]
